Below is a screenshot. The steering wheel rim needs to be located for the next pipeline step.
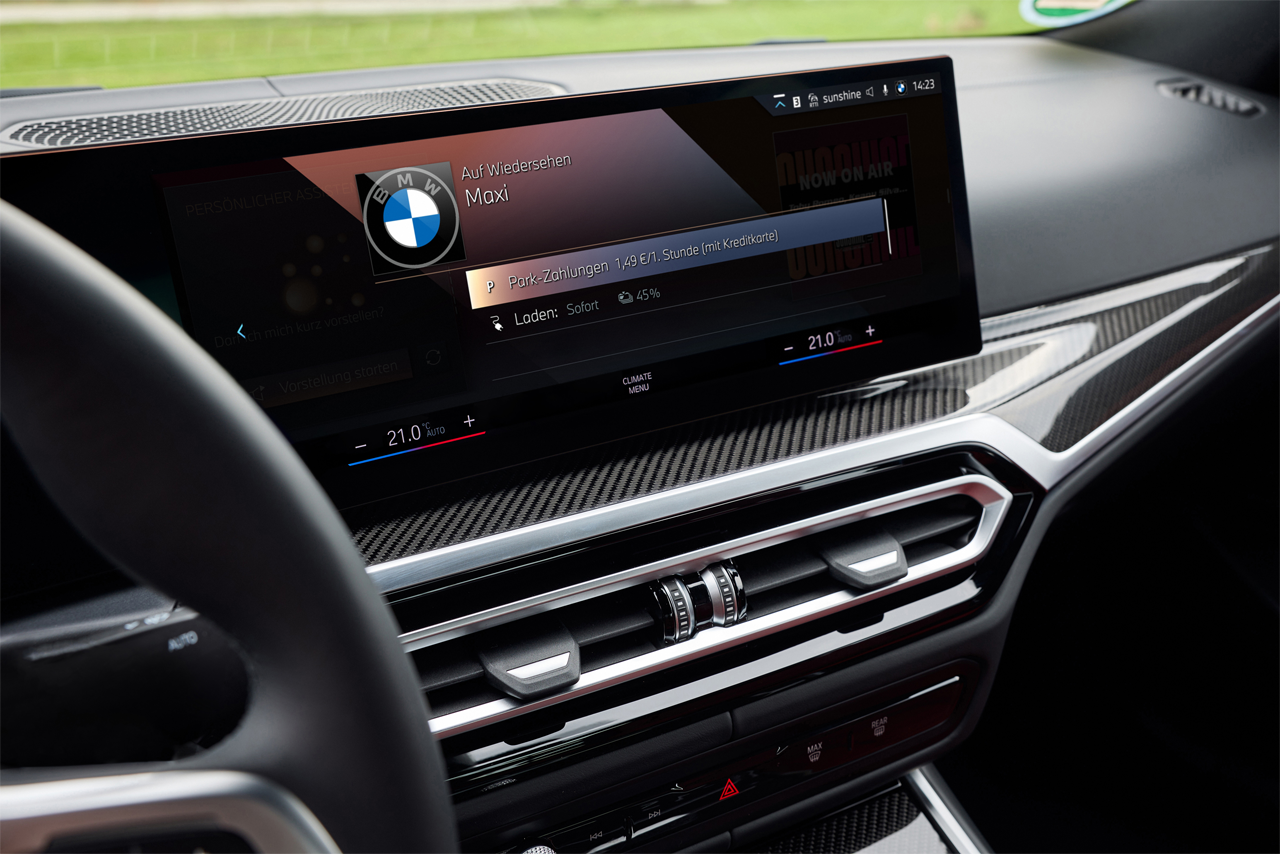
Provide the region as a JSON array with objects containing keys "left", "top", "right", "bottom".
[{"left": 0, "top": 200, "right": 458, "bottom": 853}]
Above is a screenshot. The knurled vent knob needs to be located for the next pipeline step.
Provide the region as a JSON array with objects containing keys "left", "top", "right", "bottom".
[
  {"left": 701, "top": 560, "right": 747, "bottom": 627},
  {"left": 652, "top": 575, "right": 694, "bottom": 644}
]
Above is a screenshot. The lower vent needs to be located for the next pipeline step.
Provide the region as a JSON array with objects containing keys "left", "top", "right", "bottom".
[
  {"left": 1, "top": 78, "right": 565, "bottom": 148},
  {"left": 1157, "top": 78, "right": 1263, "bottom": 117},
  {"left": 412, "top": 486, "right": 990, "bottom": 721}
]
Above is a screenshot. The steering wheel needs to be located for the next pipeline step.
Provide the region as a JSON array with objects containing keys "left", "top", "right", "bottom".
[{"left": 0, "top": 200, "right": 458, "bottom": 852}]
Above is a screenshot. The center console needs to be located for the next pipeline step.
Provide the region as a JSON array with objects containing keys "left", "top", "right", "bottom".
[{"left": 402, "top": 447, "right": 1037, "bottom": 851}]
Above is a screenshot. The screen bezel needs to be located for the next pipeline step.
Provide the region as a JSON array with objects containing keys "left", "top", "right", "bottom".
[{"left": 0, "top": 56, "right": 979, "bottom": 510}]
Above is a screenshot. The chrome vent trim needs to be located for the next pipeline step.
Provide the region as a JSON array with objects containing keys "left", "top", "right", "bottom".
[
  {"left": 0, "top": 78, "right": 565, "bottom": 148},
  {"left": 433, "top": 580, "right": 984, "bottom": 741},
  {"left": 424, "top": 476, "right": 1011, "bottom": 737},
  {"left": 401, "top": 475, "right": 1009, "bottom": 652}
]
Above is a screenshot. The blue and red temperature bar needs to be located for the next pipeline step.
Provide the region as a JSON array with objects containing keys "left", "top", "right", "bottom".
[
  {"left": 779, "top": 339, "right": 883, "bottom": 366},
  {"left": 348, "top": 430, "right": 486, "bottom": 466}
]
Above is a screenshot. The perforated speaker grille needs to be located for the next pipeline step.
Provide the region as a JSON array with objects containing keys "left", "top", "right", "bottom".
[{"left": 2, "top": 79, "right": 561, "bottom": 148}]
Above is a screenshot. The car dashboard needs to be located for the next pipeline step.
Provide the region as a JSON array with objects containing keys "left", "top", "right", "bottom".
[{"left": 1, "top": 29, "right": 1277, "bottom": 854}]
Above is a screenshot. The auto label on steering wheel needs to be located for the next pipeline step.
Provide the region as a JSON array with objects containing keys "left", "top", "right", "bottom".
[{"left": 360, "top": 163, "right": 465, "bottom": 272}]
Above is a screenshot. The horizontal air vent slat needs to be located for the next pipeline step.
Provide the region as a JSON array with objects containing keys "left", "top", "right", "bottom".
[
  {"left": 579, "top": 632, "right": 659, "bottom": 672},
  {"left": 735, "top": 548, "right": 829, "bottom": 596},
  {"left": 903, "top": 540, "right": 962, "bottom": 566},
  {"left": 427, "top": 678, "right": 508, "bottom": 718},
  {"left": 559, "top": 589, "right": 656, "bottom": 645},
  {"left": 745, "top": 574, "right": 846, "bottom": 621},
  {"left": 414, "top": 641, "right": 483, "bottom": 692},
  {"left": 879, "top": 496, "right": 981, "bottom": 546}
]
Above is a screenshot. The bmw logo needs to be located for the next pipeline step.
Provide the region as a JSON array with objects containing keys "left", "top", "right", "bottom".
[
  {"left": 895, "top": 81, "right": 907, "bottom": 95},
  {"left": 383, "top": 187, "right": 440, "bottom": 248},
  {"left": 361, "top": 164, "right": 461, "bottom": 269}
]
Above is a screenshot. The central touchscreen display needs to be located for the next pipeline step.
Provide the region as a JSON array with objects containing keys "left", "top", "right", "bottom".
[{"left": 157, "top": 58, "right": 977, "bottom": 507}]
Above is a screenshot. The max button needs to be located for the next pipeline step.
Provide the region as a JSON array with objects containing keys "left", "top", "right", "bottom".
[{"left": 774, "top": 734, "right": 846, "bottom": 773}]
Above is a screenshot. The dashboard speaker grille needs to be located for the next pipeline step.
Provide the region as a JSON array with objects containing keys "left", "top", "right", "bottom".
[
  {"left": 346, "top": 348, "right": 1025, "bottom": 564},
  {"left": 1, "top": 79, "right": 562, "bottom": 148}
]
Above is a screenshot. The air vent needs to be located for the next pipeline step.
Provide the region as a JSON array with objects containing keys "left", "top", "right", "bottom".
[
  {"left": 414, "top": 586, "right": 659, "bottom": 717},
  {"left": 0, "top": 78, "right": 565, "bottom": 149},
  {"left": 412, "top": 489, "right": 989, "bottom": 722},
  {"left": 1157, "top": 78, "right": 1263, "bottom": 117},
  {"left": 737, "top": 495, "right": 981, "bottom": 621}
]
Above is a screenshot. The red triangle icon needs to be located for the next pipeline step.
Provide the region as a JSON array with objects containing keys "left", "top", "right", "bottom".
[{"left": 719, "top": 779, "right": 739, "bottom": 800}]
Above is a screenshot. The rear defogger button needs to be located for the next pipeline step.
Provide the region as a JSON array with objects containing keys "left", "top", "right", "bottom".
[{"left": 849, "top": 676, "right": 963, "bottom": 757}]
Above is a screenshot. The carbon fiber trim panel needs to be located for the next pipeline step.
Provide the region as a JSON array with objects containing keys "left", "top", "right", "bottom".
[
  {"left": 347, "top": 350, "right": 1021, "bottom": 563},
  {"left": 350, "top": 242, "right": 1278, "bottom": 569},
  {"left": 994, "top": 246, "right": 1278, "bottom": 450},
  {"left": 760, "top": 788, "right": 929, "bottom": 854}
]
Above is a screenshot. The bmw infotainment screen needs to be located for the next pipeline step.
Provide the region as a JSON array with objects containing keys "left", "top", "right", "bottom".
[{"left": 155, "top": 58, "right": 978, "bottom": 506}]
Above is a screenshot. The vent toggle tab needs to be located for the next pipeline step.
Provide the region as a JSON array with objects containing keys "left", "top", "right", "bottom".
[{"left": 820, "top": 524, "right": 908, "bottom": 590}]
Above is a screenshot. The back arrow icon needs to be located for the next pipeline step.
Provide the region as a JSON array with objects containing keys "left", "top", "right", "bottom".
[{"left": 237, "top": 324, "right": 246, "bottom": 339}]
